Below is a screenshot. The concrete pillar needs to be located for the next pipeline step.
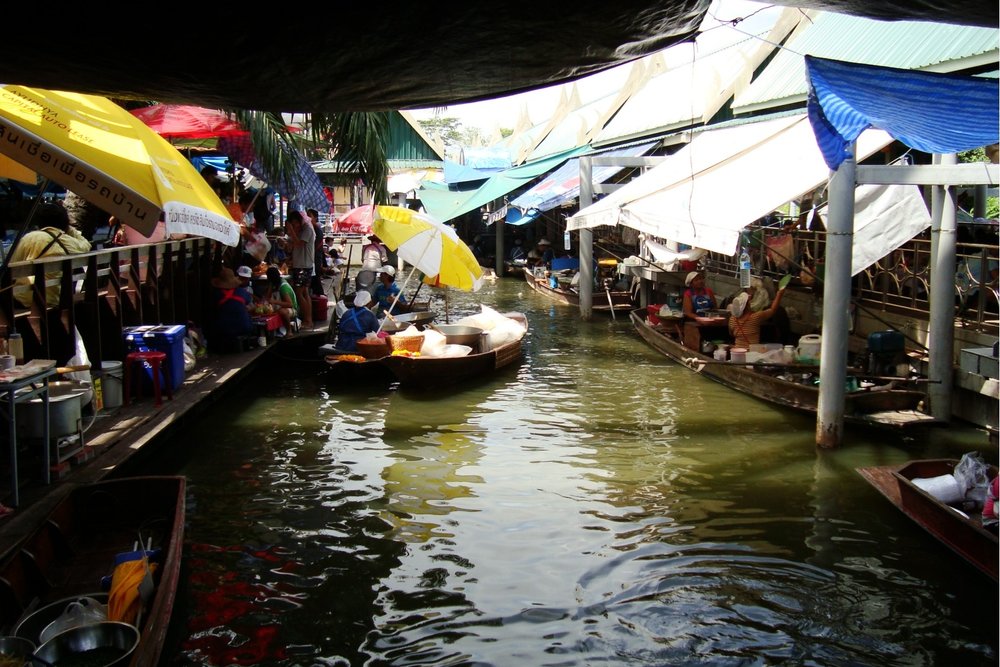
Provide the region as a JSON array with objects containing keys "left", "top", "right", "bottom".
[
  {"left": 578, "top": 157, "right": 594, "bottom": 320},
  {"left": 816, "top": 147, "right": 856, "bottom": 448},
  {"left": 928, "top": 153, "right": 957, "bottom": 420}
]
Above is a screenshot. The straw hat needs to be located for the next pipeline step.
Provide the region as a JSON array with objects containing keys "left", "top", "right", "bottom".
[
  {"left": 380, "top": 265, "right": 396, "bottom": 277},
  {"left": 354, "top": 290, "right": 372, "bottom": 307},
  {"left": 730, "top": 292, "right": 750, "bottom": 318},
  {"left": 211, "top": 268, "right": 241, "bottom": 289},
  {"left": 685, "top": 271, "right": 701, "bottom": 286}
]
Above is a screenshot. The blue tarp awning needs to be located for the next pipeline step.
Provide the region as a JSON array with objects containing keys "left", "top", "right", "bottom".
[
  {"left": 805, "top": 56, "right": 1000, "bottom": 171},
  {"left": 508, "top": 142, "right": 656, "bottom": 219}
]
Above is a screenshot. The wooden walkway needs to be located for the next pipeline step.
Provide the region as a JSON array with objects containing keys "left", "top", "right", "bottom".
[{"left": 0, "top": 325, "right": 329, "bottom": 556}]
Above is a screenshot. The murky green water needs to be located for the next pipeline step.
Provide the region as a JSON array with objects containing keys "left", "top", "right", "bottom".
[{"left": 148, "top": 277, "right": 997, "bottom": 666}]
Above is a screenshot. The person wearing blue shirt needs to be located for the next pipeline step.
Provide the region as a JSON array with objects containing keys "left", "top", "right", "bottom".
[
  {"left": 373, "top": 265, "right": 407, "bottom": 316},
  {"left": 335, "top": 291, "right": 380, "bottom": 352}
]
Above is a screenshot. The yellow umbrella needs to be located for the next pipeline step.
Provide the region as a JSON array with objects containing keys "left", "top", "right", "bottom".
[
  {"left": 0, "top": 85, "right": 239, "bottom": 246},
  {"left": 372, "top": 205, "right": 483, "bottom": 292}
]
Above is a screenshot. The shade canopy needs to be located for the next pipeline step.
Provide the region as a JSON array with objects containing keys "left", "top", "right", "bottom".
[
  {"left": 567, "top": 114, "right": 892, "bottom": 256},
  {"left": 805, "top": 56, "right": 1000, "bottom": 171},
  {"left": 0, "top": 85, "right": 239, "bottom": 245}
]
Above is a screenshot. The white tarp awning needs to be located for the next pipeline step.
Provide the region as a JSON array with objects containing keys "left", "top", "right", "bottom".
[
  {"left": 818, "top": 182, "right": 931, "bottom": 276},
  {"left": 567, "top": 114, "right": 893, "bottom": 256}
]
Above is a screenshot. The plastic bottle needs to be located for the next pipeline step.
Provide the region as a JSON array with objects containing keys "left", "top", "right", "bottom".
[
  {"left": 739, "top": 250, "right": 752, "bottom": 288},
  {"left": 8, "top": 332, "right": 23, "bottom": 364}
]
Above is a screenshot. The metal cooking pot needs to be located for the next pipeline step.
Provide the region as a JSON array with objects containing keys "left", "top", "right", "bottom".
[
  {"left": 14, "top": 593, "right": 109, "bottom": 645},
  {"left": 0, "top": 635, "right": 35, "bottom": 664},
  {"left": 381, "top": 310, "right": 436, "bottom": 333},
  {"left": 33, "top": 621, "right": 139, "bottom": 667},
  {"left": 12, "top": 380, "right": 92, "bottom": 440},
  {"left": 432, "top": 325, "right": 483, "bottom": 346}
]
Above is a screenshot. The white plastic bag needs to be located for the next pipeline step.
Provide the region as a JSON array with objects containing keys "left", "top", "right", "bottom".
[
  {"left": 40, "top": 596, "right": 108, "bottom": 643},
  {"left": 954, "top": 452, "right": 991, "bottom": 507},
  {"left": 66, "top": 326, "right": 92, "bottom": 383},
  {"left": 419, "top": 328, "right": 447, "bottom": 357}
]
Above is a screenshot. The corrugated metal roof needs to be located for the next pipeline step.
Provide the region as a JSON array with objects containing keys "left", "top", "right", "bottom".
[{"left": 732, "top": 13, "right": 999, "bottom": 114}]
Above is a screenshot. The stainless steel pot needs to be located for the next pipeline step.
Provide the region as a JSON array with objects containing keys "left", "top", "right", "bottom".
[
  {"left": 33, "top": 621, "right": 138, "bottom": 667},
  {"left": 432, "top": 325, "right": 483, "bottom": 346},
  {"left": 381, "top": 310, "right": 436, "bottom": 333},
  {"left": 0, "top": 635, "right": 35, "bottom": 663},
  {"left": 14, "top": 381, "right": 91, "bottom": 439},
  {"left": 14, "top": 593, "right": 109, "bottom": 645}
]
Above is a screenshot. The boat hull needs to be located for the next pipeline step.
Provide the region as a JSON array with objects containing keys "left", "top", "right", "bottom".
[
  {"left": 0, "top": 476, "right": 185, "bottom": 667},
  {"left": 857, "top": 459, "right": 998, "bottom": 580},
  {"left": 630, "top": 309, "right": 933, "bottom": 428}
]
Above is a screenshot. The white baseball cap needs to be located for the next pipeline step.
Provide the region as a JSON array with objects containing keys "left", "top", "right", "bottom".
[
  {"left": 237, "top": 266, "right": 253, "bottom": 279},
  {"left": 380, "top": 265, "right": 396, "bottom": 277}
]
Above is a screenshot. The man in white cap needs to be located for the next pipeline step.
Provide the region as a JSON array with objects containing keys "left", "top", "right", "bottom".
[
  {"left": 373, "top": 264, "right": 407, "bottom": 316},
  {"left": 237, "top": 265, "right": 253, "bottom": 287},
  {"left": 334, "top": 290, "right": 380, "bottom": 352}
]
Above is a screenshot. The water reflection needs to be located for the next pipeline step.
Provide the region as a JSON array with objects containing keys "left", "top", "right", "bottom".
[{"left": 150, "top": 279, "right": 997, "bottom": 666}]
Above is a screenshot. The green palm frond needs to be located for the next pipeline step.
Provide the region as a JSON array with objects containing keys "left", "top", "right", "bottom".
[
  {"left": 310, "top": 111, "right": 390, "bottom": 205},
  {"left": 229, "top": 110, "right": 302, "bottom": 192}
]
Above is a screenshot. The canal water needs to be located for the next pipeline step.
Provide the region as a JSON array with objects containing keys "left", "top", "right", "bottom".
[{"left": 148, "top": 276, "right": 997, "bottom": 666}]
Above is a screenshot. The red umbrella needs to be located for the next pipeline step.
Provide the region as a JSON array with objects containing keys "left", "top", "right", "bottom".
[
  {"left": 333, "top": 205, "right": 375, "bottom": 234},
  {"left": 130, "top": 105, "right": 248, "bottom": 139}
]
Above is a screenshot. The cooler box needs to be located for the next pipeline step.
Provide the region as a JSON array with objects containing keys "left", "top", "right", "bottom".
[
  {"left": 312, "top": 295, "right": 329, "bottom": 322},
  {"left": 123, "top": 324, "right": 186, "bottom": 391}
]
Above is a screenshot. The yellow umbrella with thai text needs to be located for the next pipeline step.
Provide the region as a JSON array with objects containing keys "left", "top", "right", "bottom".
[
  {"left": 0, "top": 85, "right": 239, "bottom": 246},
  {"left": 372, "top": 205, "right": 483, "bottom": 324}
]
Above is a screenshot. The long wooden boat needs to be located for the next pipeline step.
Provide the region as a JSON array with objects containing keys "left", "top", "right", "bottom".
[
  {"left": 857, "top": 459, "right": 998, "bottom": 580},
  {"left": 630, "top": 308, "right": 937, "bottom": 429},
  {"left": 0, "top": 476, "right": 185, "bottom": 666},
  {"left": 523, "top": 269, "right": 633, "bottom": 314},
  {"left": 325, "top": 315, "right": 528, "bottom": 389}
]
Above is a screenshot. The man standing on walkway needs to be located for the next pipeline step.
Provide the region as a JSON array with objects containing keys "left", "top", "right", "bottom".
[{"left": 286, "top": 210, "right": 314, "bottom": 328}]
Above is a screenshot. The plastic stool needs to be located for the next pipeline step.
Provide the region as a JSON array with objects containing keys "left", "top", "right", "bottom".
[{"left": 124, "top": 350, "right": 172, "bottom": 407}]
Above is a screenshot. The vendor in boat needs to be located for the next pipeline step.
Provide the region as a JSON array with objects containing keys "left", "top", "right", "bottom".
[
  {"left": 373, "top": 265, "right": 408, "bottom": 316},
  {"left": 335, "top": 291, "right": 380, "bottom": 352},
  {"left": 728, "top": 282, "right": 787, "bottom": 349},
  {"left": 682, "top": 271, "right": 717, "bottom": 320},
  {"left": 527, "top": 238, "right": 555, "bottom": 268}
]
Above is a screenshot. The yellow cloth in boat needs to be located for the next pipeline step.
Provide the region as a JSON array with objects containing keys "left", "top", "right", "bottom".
[{"left": 107, "top": 557, "right": 158, "bottom": 625}]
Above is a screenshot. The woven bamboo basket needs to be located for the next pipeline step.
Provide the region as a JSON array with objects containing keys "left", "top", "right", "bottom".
[
  {"left": 355, "top": 338, "right": 390, "bottom": 359},
  {"left": 388, "top": 334, "right": 424, "bottom": 353}
]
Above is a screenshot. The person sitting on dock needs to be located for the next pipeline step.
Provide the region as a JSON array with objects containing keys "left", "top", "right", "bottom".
[
  {"left": 373, "top": 265, "right": 407, "bottom": 316},
  {"left": 682, "top": 271, "right": 717, "bottom": 319},
  {"left": 208, "top": 267, "right": 254, "bottom": 352},
  {"left": 334, "top": 291, "right": 380, "bottom": 352},
  {"left": 266, "top": 266, "right": 299, "bottom": 331},
  {"left": 728, "top": 283, "right": 787, "bottom": 349}
]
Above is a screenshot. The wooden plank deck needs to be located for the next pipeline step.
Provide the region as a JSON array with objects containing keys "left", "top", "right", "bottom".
[{"left": 0, "top": 325, "right": 329, "bottom": 557}]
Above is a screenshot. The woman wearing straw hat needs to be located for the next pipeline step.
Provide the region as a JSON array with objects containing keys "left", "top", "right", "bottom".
[{"left": 681, "top": 271, "right": 717, "bottom": 319}]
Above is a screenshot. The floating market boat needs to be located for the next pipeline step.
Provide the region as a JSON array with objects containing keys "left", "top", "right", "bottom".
[
  {"left": 522, "top": 266, "right": 633, "bottom": 315},
  {"left": 857, "top": 459, "right": 998, "bottom": 580},
  {"left": 0, "top": 476, "right": 186, "bottom": 666},
  {"left": 630, "top": 308, "right": 937, "bottom": 429}
]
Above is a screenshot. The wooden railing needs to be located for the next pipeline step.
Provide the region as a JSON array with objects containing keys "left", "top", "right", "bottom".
[{"left": 0, "top": 238, "right": 222, "bottom": 368}]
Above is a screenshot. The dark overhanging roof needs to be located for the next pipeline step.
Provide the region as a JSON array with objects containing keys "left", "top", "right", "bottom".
[{"left": 0, "top": 2, "right": 993, "bottom": 113}]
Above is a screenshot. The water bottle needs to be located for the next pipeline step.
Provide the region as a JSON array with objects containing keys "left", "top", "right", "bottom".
[
  {"left": 739, "top": 250, "right": 752, "bottom": 288},
  {"left": 8, "top": 332, "right": 23, "bottom": 364}
]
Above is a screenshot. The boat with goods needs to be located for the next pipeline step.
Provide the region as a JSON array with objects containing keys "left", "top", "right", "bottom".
[
  {"left": 324, "top": 312, "right": 528, "bottom": 389},
  {"left": 0, "top": 476, "right": 185, "bottom": 666},
  {"left": 522, "top": 263, "right": 633, "bottom": 315},
  {"left": 630, "top": 308, "right": 937, "bottom": 429},
  {"left": 857, "top": 459, "right": 998, "bottom": 580}
]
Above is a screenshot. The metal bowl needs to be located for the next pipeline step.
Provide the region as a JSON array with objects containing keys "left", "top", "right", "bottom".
[
  {"left": 432, "top": 325, "right": 483, "bottom": 346},
  {"left": 0, "top": 636, "right": 35, "bottom": 664},
  {"left": 14, "top": 593, "right": 109, "bottom": 645},
  {"left": 33, "top": 622, "right": 138, "bottom": 667}
]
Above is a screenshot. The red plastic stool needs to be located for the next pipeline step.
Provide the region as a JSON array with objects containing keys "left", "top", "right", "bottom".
[{"left": 124, "top": 350, "right": 172, "bottom": 407}]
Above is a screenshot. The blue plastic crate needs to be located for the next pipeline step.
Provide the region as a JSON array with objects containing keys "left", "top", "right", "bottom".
[{"left": 123, "top": 325, "right": 186, "bottom": 391}]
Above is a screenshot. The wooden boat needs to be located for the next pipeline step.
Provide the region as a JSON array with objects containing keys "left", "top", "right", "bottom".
[
  {"left": 522, "top": 268, "right": 633, "bottom": 314},
  {"left": 857, "top": 459, "right": 998, "bottom": 580},
  {"left": 630, "top": 308, "right": 937, "bottom": 429},
  {"left": 0, "top": 476, "right": 185, "bottom": 666},
  {"left": 325, "top": 314, "right": 528, "bottom": 389}
]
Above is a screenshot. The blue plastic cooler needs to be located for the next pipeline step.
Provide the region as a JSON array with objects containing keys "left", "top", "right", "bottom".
[{"left": 123, "top": 324, "right": 186, "bottom": 391}]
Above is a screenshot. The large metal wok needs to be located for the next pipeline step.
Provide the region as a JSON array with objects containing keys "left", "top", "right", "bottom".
[
  {"left": 380, "top": 310, "right": 436, "bottom": 333},
  {"left": 431, "top": 324, "right": 483, "bottom": 346}
]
